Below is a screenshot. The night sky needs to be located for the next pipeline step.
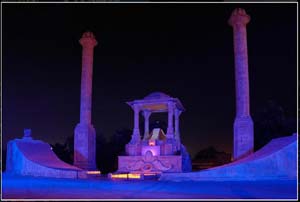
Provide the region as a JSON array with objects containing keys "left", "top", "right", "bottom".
[{"left": 2, "top": 3, "right": 297, "bottom": 157}]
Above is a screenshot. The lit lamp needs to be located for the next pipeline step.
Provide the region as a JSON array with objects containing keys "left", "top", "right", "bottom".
[{"left": 149, "top": 139, "right": 155, "bottom": 146}]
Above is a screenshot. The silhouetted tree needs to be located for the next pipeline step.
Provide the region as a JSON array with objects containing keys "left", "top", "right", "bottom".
[
  {"left": 51, "top": 142, "right": 72, "bottom": 164},
  {"left": 193, "top": 146, "right": 231, "bottom": 170},
  {"left": 194, "top": 146, "right": 219, "bottom": 160},
  {"left": 49, "top": 128, "right": 132, "bottom": 174},
  {"left": 107, "top": 128, "right": 132, "bottom": 172},
  {"left": 95, "top": 132, "right": 111, "bottom": 173},
  {"left": 65, "top": 135, "right": 74, "bottom": 163},
  {"left": 253, "top": 100, "right": 297, "bottom": 151},
  {"left": 110, "top": 128, "right": 132, "bottom": 155}
]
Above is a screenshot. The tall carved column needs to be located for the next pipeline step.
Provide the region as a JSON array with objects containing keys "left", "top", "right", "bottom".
[
  {"left": 74, "top": 32, "right": 97, "bottom": 170},
  {"left": 166, "top": 102, "right": 174, "bottom": 139},
  {"left": 143, "top": 110, "right": 151, "bottom": 140},
  {"left": 229, "top": 8, "right": 254, "bottom": 160}
]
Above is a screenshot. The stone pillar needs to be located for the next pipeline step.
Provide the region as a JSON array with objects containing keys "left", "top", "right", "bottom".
[
  {"left": 166, "top": 102, "right": 174, "bottom": 139},
  {"left": 174, "top": 109, "right": 182, "bottom": 141},
  {"left": 74, "top": 31, "right": 97, "bottom": 170},
  {"left": 174, "top": 108, "right": 182, "bottom": 151},
  {"left": 130, "top": 104, "right": 141, "bottom": 143},
  {"left": 229, "top": 8, "right": 254, "bottom": 160},
  {"left": 143, "top": 110, "right": 151, "bottom": 140}
]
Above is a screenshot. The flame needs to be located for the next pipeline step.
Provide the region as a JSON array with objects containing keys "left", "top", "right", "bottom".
[{"left": 149, "top": 140, "right": 155, "bottom": 146}]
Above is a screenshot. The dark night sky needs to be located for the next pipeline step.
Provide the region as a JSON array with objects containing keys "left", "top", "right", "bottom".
[{"left": 2, "top": 3, "right": 297, "bottom": 157}]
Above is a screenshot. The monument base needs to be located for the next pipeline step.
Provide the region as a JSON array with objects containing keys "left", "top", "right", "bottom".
[
  {"left": 118, "top": 155, "right": 182, "bottom": 173},
  {"left": 120, "top": 139, "right": 191, "bottom": 174},
  {"left": 74, "top": 123, "right": 97, "bottom": 170},
  {"left": 233, "top": 116, "right": 254, "bottom": 160}
]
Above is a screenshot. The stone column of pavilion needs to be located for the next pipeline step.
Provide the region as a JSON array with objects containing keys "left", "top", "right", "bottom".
[
  {"left": 174, "top": 108, "right": 182, "bottom": 147},
  {"left": 166, "top": 102, "right": 175, "bottom": 139},
  {"left": 143, "top": 110, "right": 151, "bottom": 140},
  {"left": 130, "top": 104, "right": 141, "bottom": 143},
  {"left": 228, "top": 8, "right": 254, "bottom": 160},
  {"left": 74, "top": 31, "right": 98, "bottom": 170}
]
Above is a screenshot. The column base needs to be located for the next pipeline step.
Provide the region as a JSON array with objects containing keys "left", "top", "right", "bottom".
[
  {"left": 143, "top": 132, "right": 150, "bottom": 140},
  {"left": 129, "top": 129, "right": 141, "bottom": 144},
  {"left": 166, "top": 133, "right": 174, "bottom": 139},
  {"left": 166, "top": 127, "right": 174, "bottom": 139},
  {"left": 74, "top": 123, "right": 97, "bottom": 170},
  {"left": 233, "top": 116, "right": 254, "bottom": 161}
]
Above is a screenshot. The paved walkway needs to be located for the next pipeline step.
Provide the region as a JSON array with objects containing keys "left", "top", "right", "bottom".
[{"left": 2, "top": 173, "right": 297, "bottom": 200}]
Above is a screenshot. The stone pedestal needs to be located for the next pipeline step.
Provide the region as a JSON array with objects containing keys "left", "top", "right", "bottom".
[
  {"left": 233, "top": 116, "right": 254, "bottom": 159},
  {"left": 74, "top": 123, "right": 96, "bottom": 170}
]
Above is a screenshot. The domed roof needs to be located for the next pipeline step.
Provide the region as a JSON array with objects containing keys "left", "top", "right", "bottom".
[{"left": 144, "top": 92, "right": 172, "bottom": 100}]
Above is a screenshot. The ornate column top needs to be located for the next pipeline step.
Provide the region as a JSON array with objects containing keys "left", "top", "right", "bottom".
[
  {"left": 79, "top": 31, "right": 98, "bottom": 48},
  {"left": 167, "top": 101, "right": 175, "bottom": 110},
  {"left": 228, "top": 8, "right": 250, "bottom": 27},
  {"left": 142, "top": 110, "right": 151, "bottom": 118},
  {"left": 132, "top": 103, "right": 141, "bottom": 111},
  {"left": 175, "top": 108, "right": 182, "bottom": 117}
]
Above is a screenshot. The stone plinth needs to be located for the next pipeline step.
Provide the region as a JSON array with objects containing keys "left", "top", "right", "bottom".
[
  {"left": 74, "top": 123, "right": 96, "bottom": 170},
  {"left": 118, "top": 155, "right": 182, "bottom": 173}
]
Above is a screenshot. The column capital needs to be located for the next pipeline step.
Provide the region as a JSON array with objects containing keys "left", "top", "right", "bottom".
[
  {"left": 142, "top": 110, "right": 151, "bottom": 118},
  {"left": 133, "top": 104, "right": 141, "bottom": 112},
  {"left": 79, "top": 31, "right": 98, "bottom": 48},
  {"left": 228, "top": 8, "right": 250, "bottom": 27},
  {"left": 167, "top": 101, "right": 175, "bottom": 110},
  {"left": 175, "top": 108, "right": 182, "bottom": 117}
]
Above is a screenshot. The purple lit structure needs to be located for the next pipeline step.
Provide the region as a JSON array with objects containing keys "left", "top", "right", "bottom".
[
  {"left": 117, "top": 92, "right": 191, "bottom": 174},
  {"left": 229, "top": 8, "right": 254, "bottom": 161},
  {"left": 3, "top": 7, "right": 297, "bottom": 199},
  {"left": 74, "top": 32, "right": 98, "bottom": 170}
]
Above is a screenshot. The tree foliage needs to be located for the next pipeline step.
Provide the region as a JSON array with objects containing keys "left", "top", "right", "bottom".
[
  {"left": 52, "top": 128, "right": 132, "bottom": 174},
  {"left": 253, "top": 100, "right": 297, "bottom": 151}
]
